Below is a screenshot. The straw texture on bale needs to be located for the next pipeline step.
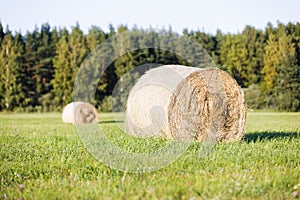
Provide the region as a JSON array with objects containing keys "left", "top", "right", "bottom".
[
  {"left": 125, "top": 65, "right": 246, "bottom": 142},
  {"left": 62, "top": 102, "right": 98, "bottom": 124}
]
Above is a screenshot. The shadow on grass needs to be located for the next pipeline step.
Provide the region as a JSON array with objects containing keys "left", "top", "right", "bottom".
[
  {"left": 98, "top": 120, "right": 124, "bottom": 124},
  {"left": 243, "top": 131, "right": 300, "bottom": 143}
]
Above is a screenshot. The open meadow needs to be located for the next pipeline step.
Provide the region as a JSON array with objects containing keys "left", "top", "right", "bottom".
[{"left": 0, "top": 112, "right": 299, "bottom": 199}]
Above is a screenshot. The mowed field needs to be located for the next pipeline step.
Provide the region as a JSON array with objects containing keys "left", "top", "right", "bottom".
[{"left": 0, "top": 112, "right": 299, "bottom": 199}]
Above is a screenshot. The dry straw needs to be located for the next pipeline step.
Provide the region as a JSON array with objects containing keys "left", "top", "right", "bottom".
[
  {"left": 125, "top": 65, "right": 246, "bottom": 142},
  {"left": 62, "top": 102, "right": 98, "bottom": 124}
]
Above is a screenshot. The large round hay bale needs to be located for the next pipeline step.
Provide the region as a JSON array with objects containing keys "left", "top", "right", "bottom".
[
  {"left": 62, "top": 102, "right": 98, "bottom": 124},
  {"left": 125, "top": 65, "right": 246, "bottom": 142}
]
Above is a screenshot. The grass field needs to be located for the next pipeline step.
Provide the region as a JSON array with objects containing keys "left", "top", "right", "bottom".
[{"left": 0, "top": 112, "right": 299, "bottom": 199}]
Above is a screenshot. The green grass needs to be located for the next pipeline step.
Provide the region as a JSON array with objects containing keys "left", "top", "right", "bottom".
[{"left": 0, "top": 112, "right": 299, "bottom": 199}]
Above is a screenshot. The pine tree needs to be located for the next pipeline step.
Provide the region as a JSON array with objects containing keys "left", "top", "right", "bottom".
[
  {"left": 242, "top": 25, "right": 265, "bottom": 85},
  {"left": 86, "top": 26, "right": 106, "bottom": 51},
  {"left": 114, "top": 25, "right": 134, "bottom": 78},
  {"left": 78, "top": 26, "right": 107, "bottom": 105},
  {"left": 261, "top": 33, "right": 279, "bottom": 94},
  {"left": 52, "top": 28, "right": 71, "bottom": 108},
  {"left": 22, "top": 24, "right": 58, "bottom": 110},
  {"left": 212, "top": 29, "right": 224, "bottom": 68},
  {"left": 37, "top": 23, "right": 55, "bottom": 96},
  {"left": 0, "top": 30, "right": 24, "bottom": 111},
  {"left": 219, "top": 33, "right": 249, "bottom": 86},
  {"left": 73, "top": 26, "right": 107, "bottom": 105},
  {"left": 273, "top": 31, "right": 299, "bottom": 111},
  {"left": 68, "top": 24, "right": 88, "bottom": 69},
  {"left": 52, "top": 25, "right": 88, "bottom": 108},
  {"left": 23, "top": 28, "right": 39, "bottom": 106},
  {"left": 38, "top": 25, "right": 59, "bottom": 111},
  {"left": 262, "top": 25, "right": 300, "bottom": 111}
]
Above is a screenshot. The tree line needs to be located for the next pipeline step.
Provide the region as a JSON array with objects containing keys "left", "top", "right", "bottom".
[{"left": 0, "top": 22, "right": 299, "bottom": 112}]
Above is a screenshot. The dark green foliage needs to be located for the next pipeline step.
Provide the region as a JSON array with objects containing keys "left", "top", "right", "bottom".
[
  {"left": 0, "top": 22, "right": 299, "bottom": 111},
  {"left": 23, "top": 23, "right": 58, "bottom": 109}
]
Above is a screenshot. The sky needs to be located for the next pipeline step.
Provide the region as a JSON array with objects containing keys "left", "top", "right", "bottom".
[{"left": 1, "top": 0, "right": 299, "bottom": 34}]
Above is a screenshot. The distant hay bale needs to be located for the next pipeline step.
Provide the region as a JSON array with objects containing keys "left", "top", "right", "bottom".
[
  {"left": 125, "top": 65, "right": 246, "bottom": 142},
  {"left": 62, "top": 102, "right": 98, "bottom": 124}
]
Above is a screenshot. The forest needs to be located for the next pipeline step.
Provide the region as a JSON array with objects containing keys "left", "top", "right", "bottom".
[{"left": 0, "top": 21, "right": 299, "bottom": 112}]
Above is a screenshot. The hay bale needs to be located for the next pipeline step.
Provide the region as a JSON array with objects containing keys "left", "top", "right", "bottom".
[
  {"left": 125, "top": 65, "right": 246, "bottom": 142},
  {"left": 62, "top": 102, "right": 98, "bottom": 124}
]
